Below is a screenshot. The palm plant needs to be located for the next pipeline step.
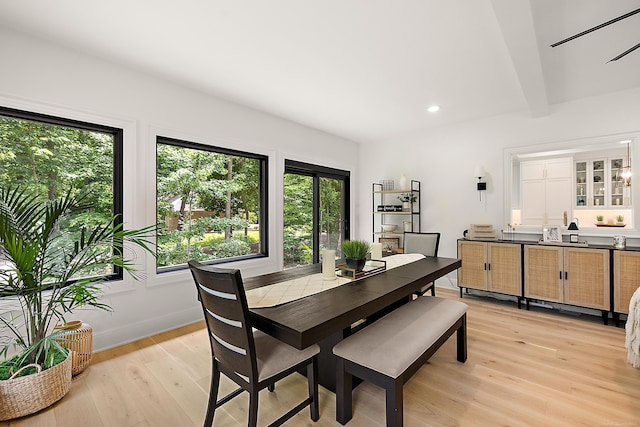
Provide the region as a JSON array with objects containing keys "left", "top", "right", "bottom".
[{"left": 0, "top": 186, "right": 154, "bottom": 374}]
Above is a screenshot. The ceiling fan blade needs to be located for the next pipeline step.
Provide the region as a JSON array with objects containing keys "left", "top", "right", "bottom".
[
  {"left": 608, "top": 41, "right": 640, "bottom": 62},
  {"left": 550, "top": 7, "right": 640, "bottom": 47}
]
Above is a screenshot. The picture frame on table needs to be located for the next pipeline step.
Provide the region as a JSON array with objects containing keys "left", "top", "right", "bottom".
[
  {"left": 379, "top": 237, "right": 400, "bottom": 253},
  {"left": 542, "top": 225, "right": 561, "bottom": 243}
]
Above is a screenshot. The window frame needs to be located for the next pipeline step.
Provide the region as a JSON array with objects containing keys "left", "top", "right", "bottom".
[
  {"left": 284, "top": 159, "right": 350, "bottom": 265},
  {"left": 0, "top": 105, "right": 125, "bottom": 281},
  {"left": 155, "top": 136, "right": 268, "bottom": 273}
]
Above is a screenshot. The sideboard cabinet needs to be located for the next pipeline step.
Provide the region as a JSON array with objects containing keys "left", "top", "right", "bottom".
[
  {"left": 457, "top": 240, "right": 521, "bottom": 298},
  {"left": 524, "top": 245, "right": 610, "bottom": 315},
  {"left": 613, "top": 250, "right": 640, "bottom": 314}
]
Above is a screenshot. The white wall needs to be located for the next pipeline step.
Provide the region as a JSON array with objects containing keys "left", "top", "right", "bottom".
[
  {"left": 358, "top": 87, "right": 640, "bottom": 288},
  {"left": 0, "top": 28, "right": 360, "bottom": 351}
]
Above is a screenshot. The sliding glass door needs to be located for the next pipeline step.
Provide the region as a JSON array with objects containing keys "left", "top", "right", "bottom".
[{"left": 283, "top": 160, "right": 349, "bottom": 269}]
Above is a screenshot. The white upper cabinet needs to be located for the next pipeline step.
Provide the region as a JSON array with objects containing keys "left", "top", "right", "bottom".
[{"left": 521, "top": 158, "right": 572, "bottom": 225}]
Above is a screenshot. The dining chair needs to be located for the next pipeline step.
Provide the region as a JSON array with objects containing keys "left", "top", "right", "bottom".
[
  {"left": 403, "top": 232, "right": 441, "bottom": 296},
  {"left": 188, "top": 260, "right": 320, "bottom": 427}
]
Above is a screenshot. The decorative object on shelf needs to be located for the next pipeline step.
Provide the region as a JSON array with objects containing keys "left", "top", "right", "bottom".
[
  {"left": 54, "top": 321, "right": 93, "bottom": 376},
  {"left": 381, "top": 224, "right": 397, "bottom": 232},
  {"left": 397, "top": 192, "right": 416, "bottom": 211},
  {"left": 379, "top": 237, "right": 400, "bottom": 254},
  {"left": 466, "top": 224, "right": 496, "bottom": 240},
  {"left": 341, "top": 240, "right": 370, "bottom": 272},
  {"left": 399, "top": 174, "right": 408, "bottom": 190},
  {"left": 542, "top": 225, "right": 562, "bottom": 243},
  {"left": 322, "top": 249, "right": 337, "bottom": 280},
  {"left": 404, "top": 221, "right": 412, "bottom": 232},
  {"left": 596, "top": 215, "right": 604, "bottom": 224},
  {"left": 617, "top": 214, "right": 625, "bottom": 224},
  {"left": 614, "top": 235, "right": 627, "bottom": 249},
  {"left": 370, "top": 243, "right": 382, "bottom": 260},
  {"left": 380, "top": 179, "right": 394, "bottom": 191},
  {"left": 568, "top": 219, "right": 580, "bottom": 243},
  {"left": 474, "top": 166, "right": 486, "bottom": 201}
]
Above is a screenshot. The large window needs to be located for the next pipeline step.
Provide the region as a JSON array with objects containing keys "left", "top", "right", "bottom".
[
  {"left": 283, "top": 160, "right": 349, "bottom": 269},
  {"left": 0, "top": 106, "right": 123, "bottom": 279},
  {"left": 156, "top": 137, "right": 267, "bottom": 271}
]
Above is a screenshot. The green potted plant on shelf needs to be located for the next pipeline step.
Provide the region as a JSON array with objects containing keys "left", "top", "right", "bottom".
[
  {"left": 341, "top": 240, "right": 370, "bottom": 272},
  {"left": 596, "top": 215, "right": 604, "bottom": 224},
  {"left": 617, "top": 215, "right": 625, "bottom": 224},
  {"left": 0, "top": 186, "right": 155, "bottom": 420},
  {"left": 398, "top": 193, "right": 417, "bottom": 211}
]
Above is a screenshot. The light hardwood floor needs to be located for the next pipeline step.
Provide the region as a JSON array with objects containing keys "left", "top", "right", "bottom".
[{"left": 3, "top": 289, "right": 640, "bottom": 427}]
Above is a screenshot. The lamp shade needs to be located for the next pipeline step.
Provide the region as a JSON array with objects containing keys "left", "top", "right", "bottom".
[
  {"left": 568, "top": 221, "right": 579, "bottom": 231},
  {"left": 474, "top": 166, "right": 485, "bottom": 178}
]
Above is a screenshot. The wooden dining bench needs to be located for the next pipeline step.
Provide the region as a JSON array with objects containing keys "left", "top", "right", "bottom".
[{"left": 333, "top": 296, "right": 468, "bottom": 427}]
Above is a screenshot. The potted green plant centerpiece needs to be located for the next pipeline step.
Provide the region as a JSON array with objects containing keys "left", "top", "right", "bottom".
[
  {"left": 617, "top": 215, "right": 625, "bottom": 224},
  {"left": 596, "top": 215, "right": 604, "bottom": 224},
  {"left": 0, "top": 186, "right": 154, "bottom": 420},
  {"left": 341, "top": 240, "right": 370, "bottom": 272}
]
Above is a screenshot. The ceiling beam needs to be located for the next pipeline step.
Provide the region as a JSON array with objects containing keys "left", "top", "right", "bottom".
[{"left": 491, "top": 0, "right": 548, "bottom": 117}]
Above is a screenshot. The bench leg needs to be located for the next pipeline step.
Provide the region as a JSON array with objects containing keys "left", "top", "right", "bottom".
[
  {"left": 385, "top": 379, "right": 403, "bottom": 427},
  {"left": 457, "top": 314, "right": 467, "bottom": 363},
  {"left": 336, "top": 358, "right": 352, "bottom": 425}
]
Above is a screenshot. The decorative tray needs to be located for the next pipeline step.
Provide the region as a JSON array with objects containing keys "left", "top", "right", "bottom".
[
  {"left": 537, "top": 239, "right": 589, "bottom": 247},
  {"left": 595, "top": 223, "right": 626, "bottom": 227},
  {"left": 336, "top": 260, "right": 386, "bottom": 280}
]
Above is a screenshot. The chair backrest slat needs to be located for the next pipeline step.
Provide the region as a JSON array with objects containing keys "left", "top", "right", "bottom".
[
  {"left": 189, "top": 260, "right": 257, "bottom": 383},
  {"left": 403, "top": 232, "right": 441, "bottom": 257}
]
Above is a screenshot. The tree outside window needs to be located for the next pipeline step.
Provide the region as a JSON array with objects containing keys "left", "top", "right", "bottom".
[{"left": 156, "top": 137, "right": 266, "bottom": 270}]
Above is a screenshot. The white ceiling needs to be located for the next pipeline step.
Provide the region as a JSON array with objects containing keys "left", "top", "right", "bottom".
[{"left": 1, "top": 0, "right": 639, "bottom": 143}]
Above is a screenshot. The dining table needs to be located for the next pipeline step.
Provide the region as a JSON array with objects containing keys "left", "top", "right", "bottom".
[{"left": 244, "top": 255, "right": 461, "bottom": 392}]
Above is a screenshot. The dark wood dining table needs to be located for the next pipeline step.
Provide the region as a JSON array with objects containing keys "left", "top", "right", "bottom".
[{"left": 244, "top": 256, "right": 461, "bottom": 391}]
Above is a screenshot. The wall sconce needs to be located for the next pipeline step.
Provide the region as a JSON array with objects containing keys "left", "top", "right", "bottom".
[
  {"left": 568, "top": 219, "right": 579, "bottom": 243},
  {"left": 474, "top": 166, "right": 486, "bottom": 201}
]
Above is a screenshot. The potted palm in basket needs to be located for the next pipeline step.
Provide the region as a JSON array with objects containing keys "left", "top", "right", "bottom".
[{"left": 0, "top": 186, "right": 154, "bottom": 420}]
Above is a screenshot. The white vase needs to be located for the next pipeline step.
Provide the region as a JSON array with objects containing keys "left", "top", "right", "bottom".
[{"left": 399, "top": 174, "right": 408, "bottom": 190}]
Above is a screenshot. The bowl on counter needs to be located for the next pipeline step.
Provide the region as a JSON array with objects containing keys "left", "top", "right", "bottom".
[{"left": 381, "top": 224, "right": 397, "bottom": 232}]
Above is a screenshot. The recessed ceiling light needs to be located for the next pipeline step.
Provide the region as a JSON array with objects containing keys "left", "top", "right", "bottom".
[{"left": 427, "top": 105, "right": 440, "bottom": 113}]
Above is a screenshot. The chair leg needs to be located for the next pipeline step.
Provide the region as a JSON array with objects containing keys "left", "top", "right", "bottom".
[
  {"left": 268, "top": 383, "right": 275, "bottom": 392},
  {"left": 385, "top": 380, "right": 403, "bottom": 427},
  {"left": 308, "top": 356, "right": 319, "bottom": 421},
  {"left": 457, "top": 315, "right": 467, "bottom": 363},
  {"left": 335, "top": 358, "right": 352, "bottom": 425},
  {"left": 204, "top": 360, "right": 220, "bottom": 427},
  {"left": 248, "top": 389, "right": 259, "bottom": 427}
]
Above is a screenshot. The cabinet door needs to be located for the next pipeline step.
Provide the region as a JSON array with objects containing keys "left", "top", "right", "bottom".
[
  {"left": 564, "top": 248, "right": 609, "bottom": 310},
  {"left": 575, "top": 161, "right": 587, "bottom": 207},
  {"left": 545, "top": 178, "right": 571, "bottom": 224},
  {"left": 614, "top": 251, "right": 640, "bottom": 314},
  {"left": 592, "top": 159, "right": 605, "bottom": 207},
  {"left": 458, "top": 241, "right": 487, "bottom": 290},
  {"left": 522, "top": 180, "right": 546, "bottom": 225},
  {"left": 487, "top": 243, "right": 521, "bottom": 296},
  {"left": 524, "top": 245, "right": 562, "bottom": 302},
  {"left": 545, "top": 158, "right": 572, "bottom": 179}
]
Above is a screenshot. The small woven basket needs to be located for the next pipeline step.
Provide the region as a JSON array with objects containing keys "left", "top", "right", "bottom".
[
  {"left": 56, "top": 322, "right": 93, "bottom": 375},
  {"left": 0, "top": 351, "right": 72, "bottom": 421}
]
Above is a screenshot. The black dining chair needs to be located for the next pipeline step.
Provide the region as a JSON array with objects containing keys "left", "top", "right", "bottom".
[
  {"left": 403, "top": 232, "right": 441, "bottom": 296},
  {"left": 188, "top": 260, "right": 320, "bottom": 427}
]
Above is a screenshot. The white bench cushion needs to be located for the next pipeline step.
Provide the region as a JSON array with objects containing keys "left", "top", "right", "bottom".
[{"left": 333, "top": 297, "right": 467, "bottom": 379}]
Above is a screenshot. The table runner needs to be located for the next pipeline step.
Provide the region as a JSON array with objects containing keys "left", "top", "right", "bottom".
[{"left": 246, "top": 253, "right": 425, "bottom": 308}]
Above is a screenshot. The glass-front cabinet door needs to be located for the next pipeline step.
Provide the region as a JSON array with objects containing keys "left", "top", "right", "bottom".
[
  {"left": 592, "top": 159, "right": 605, "bottom": 207},
  {"left": 575, "top": 161, "right": 587, "bottom": 206},
  {"left": 610, "top": 158, "right": 629, "bottom": 207}
]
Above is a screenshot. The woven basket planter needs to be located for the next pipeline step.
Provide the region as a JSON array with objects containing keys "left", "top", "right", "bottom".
[
  {"left": 55, "top": 321, "right": 93, "bottom": 375},
  {"left": 0, "top": 352, "right": 72, "bottom": 421}
]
